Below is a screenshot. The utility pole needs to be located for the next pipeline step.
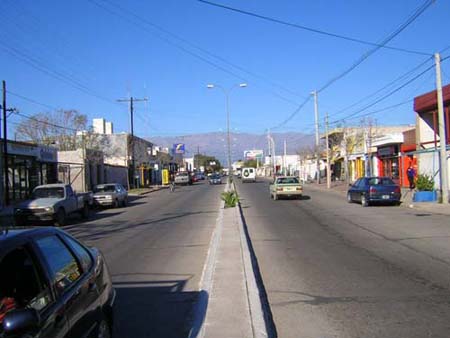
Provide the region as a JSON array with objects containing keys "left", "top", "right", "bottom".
[
  {"left": 2, "top": 81, "right": 16, "bottom": 206},
  {"left": 283, "top": 139, "right": 287, "bottom": 175},
  {"left": 435, "top": 53, "right": 449, "bottom": 204},
  {"left": 312, "top": 90, "right": 320, "bottom": 184},
  {"left": 117, "top": 96, "right": 148, "bottom": 189},
  {"left": 267, "top": 129, "right": 272, "bottom": 176},
  {"left": 325, "top": 113, "right": 331, "bottom": 189}
]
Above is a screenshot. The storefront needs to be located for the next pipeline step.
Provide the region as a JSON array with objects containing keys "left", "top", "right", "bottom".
[
  {"left": 2, "top": 141, "right": 57, "bottom": 204},
  {"left": 377, "top": 145, "right": 400, "bottom": 182}
]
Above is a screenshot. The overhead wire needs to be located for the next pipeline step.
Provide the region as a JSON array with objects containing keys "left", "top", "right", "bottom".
[
  {"left": 329, "top": 56, "right": 434, "bottom": 119},
  {"left": 317, "top": 0, "right": 435, "bottom": 93},
  {"left": 88, "top": 0, "right": 309, "bottom": 107},
  {"left": 198, "top": 0, "right": 431, "bottom": 57},
  {"left": 329, "top": 63, "right": 436, "bottom": 125}
]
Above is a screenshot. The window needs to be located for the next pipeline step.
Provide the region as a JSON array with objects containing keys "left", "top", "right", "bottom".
[
  {"left": 0, "top": 247, "right": 52, "bottom": 327},
  {"left": 35, "top": 236, "right": 82, "bottom": 294},
  {"left": 64, "top": 235, "right": 93, "bottom": 272}
]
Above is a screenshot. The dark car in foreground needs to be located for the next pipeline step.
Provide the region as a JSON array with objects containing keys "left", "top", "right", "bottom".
[
  {"left": 347, "top": 176, "right": 401, "bottom": 207},
  {"left": 0, "top": 227, "right": 115, "bottom": 338}
]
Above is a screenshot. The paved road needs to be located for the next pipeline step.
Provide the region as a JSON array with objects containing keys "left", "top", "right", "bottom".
[
  {"left": 236, "top": 179, "right": 450, "bottom": 338},
  {"left": 65, "top": 181, "right": 222, "bottom": 338}
]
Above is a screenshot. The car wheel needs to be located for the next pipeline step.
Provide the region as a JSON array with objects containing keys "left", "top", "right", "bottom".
[
  {"left": 113, "top": 199, "right": 119, "bottom": 208},
  {"left": 93, "top": 317, "right": 111, "bottom": 338},
  {"left": 55, "top": 208, "right": 66, "bottom": 227},
  {"left": 122, "top": 197, "right": 128, "bottom": 207},
  {"left": 81, "top": 203, "right": 89, "bottom": 219},
  {"left": 347, "top": 193, "right": 352, "bottom": 203},
  {"left": 361, "top": 194, "right": 369, "bottom": 207}
]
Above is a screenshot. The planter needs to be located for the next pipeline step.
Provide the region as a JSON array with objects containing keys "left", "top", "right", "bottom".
[{"left": 413, "top": 190, "right": 437, "bottom": 202}]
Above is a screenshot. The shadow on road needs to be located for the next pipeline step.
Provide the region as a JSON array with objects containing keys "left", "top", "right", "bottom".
[
  {"left": 113, "top": 277, "right": 207, "bottom": 338},
  {"left": 66, "top": 210, "right": 216, "bottom": 242}
]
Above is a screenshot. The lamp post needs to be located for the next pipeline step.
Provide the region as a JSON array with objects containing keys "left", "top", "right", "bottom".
[{"left": 207, "top": 83, "right": 247, "bottom": 178}]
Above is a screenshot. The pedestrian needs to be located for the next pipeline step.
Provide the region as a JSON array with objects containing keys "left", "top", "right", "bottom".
[{"left": 406, "top": 164, "right": 416, "bottom": 190}]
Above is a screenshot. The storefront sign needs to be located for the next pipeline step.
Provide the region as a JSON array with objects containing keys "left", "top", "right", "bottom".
[
  {"left": 6, "top": 142, "right": 57, "bottom": 162},
  {"left": 377, "top": 146, "right": 395, "bottom": 157}
]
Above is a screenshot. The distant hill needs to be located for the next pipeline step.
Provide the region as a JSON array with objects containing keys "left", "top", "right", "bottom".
[{"left": 147, "top": 132, "right": 314, "bottom": 164}]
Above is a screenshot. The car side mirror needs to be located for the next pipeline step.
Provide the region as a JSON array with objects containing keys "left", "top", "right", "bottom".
[{"left": 3, "top": 308, "right": 40, "bottom": 336}]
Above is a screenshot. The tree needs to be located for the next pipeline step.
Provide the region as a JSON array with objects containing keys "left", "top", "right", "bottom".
[
  {"left": 15, "top": 110, "right": 89, "bottom": 150},
  {"left": 243, "top": 159, "right": 257, "bottom": 168},
  {"left": 194, "top": 154, "right": 222, "bottom": 172}
]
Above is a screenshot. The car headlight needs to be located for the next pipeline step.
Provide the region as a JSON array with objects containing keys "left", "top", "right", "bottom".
[
  {"left": 44, "top": 207, "right": 53, "bottom": 212},
  {"left": 14, "top": 208, "right": 22, "bottom": 214}
]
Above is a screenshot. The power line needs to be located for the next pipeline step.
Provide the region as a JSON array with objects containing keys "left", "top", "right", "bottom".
[
  {"left": 330, "top": 56, "right": 433, "bottom": 118},
  {"left": 198, "top": 0, "right": 431, "bottom": 57},
  {"left": 0, "top": 41, "right": 122, "bottom": 107},
  {"left": 14, "top": 111, "right": 79, "bottom": 132},
  {"left": 88, "top": 0, "right": 308, "bottom": 107},
  {"left": 329, "top": 63, "right": 435, "bottom": 125},
  {"left": 269, "top": 96, "right": 312, "bottom": 130},
  {"left": 330, "top": 99, "right": 413, "bottom": 126},
  {"left": 317, "top": 0, "right": 435, "bottom": 93},
  {"left": 6, "top": 90, "right": 60, "bottom": 111}
]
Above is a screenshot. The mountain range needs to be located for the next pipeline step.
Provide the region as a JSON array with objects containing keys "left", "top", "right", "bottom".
[{"left": 147, "top": 132, "right": 315, "bottom": 164}]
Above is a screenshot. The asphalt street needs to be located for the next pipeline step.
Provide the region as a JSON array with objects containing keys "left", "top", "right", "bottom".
[
  {"left": 65, "top": 181, "right": 222, "bottom": 338},
  {"left": 236, "top": 179, "right": 450, "bottom": 338}
]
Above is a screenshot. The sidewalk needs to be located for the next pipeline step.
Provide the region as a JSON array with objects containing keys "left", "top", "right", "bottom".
[{"left": 305, "top": 180, "right": 450, "bottom": 216}]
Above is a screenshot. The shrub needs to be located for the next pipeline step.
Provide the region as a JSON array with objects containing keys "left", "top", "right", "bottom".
[
  {"left": 415, "top": 174, "right": 435, "bottom": 191},
  {"left": 221, "top": 191, "right": 239, "bottom": 208}
]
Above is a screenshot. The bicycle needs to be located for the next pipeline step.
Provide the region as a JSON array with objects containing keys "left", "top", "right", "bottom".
[{"left": 169, "top": 182, "right": 175, "bottom": 192}]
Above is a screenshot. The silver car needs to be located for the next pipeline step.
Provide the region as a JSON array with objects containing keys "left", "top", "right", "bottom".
[{"left": 93, "top": 183, "right": 128, "bottom": 208}]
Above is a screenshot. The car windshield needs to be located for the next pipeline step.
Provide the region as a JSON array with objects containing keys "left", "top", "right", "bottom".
[
  {"left": 94, "top": 185, "right": 116, "bottom": 193},
  {"left": 368, "top": 178, "right": 395, "bottom": 186},
  {"left": 276, "top": 177, "right": 299, "bottom": 184},
  {"left": 33, "top": 187, "right": 64, "bottom": 198}
]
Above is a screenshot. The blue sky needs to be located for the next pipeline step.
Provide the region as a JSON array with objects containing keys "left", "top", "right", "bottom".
[{"left": 1, "top": 0, "right": 450, "bottom": 141}]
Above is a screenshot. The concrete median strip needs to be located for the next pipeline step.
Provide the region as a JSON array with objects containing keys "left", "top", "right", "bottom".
[{"left": 190, "top": 182, "right": 269, "bottom": 338}]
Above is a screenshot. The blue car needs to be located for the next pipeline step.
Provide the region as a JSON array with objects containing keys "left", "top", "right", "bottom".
[{"left": 347, "top": 177, "right": 402, "bottom": 207}]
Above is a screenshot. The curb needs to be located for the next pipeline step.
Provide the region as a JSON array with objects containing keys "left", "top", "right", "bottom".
[
  {"left": 235, "top": 198, "right": 272, "bottom": 338},
  {"left": 127, "top": 186, "right": 166, "bottom": 196},
  {"left": 235, "top": 181, "right": 275, "bottom": 338}
]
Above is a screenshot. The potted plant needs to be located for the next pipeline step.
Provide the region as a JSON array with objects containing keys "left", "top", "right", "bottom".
[{"left": 413, "top": 174, "right": 437, "bottom": 202}]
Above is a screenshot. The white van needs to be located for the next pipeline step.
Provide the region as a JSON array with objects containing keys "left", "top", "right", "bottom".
[{"left": 241, "top": 167, "right": 256, "bottom": 183}]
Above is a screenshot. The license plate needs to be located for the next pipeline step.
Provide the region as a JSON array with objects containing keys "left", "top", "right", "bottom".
[
  {"left": 382, "top": 195, "right": 390, "bottom": 199},
  {"left": 285, "top": 187, "right": 295, "bottom": 191}
]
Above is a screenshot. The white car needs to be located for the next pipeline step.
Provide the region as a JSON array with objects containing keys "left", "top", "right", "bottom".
[
  {"left": 93, "top": 183, "right": 128, "bottom": 208},
  {"left": 241, "top": 167, "right": 256, "bottom": 183}
]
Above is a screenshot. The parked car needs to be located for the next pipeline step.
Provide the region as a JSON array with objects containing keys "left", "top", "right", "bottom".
[
  {"left": 93, "top": 183, "right": 128, "bottom": 208},
  {"left": 347, "top": 176, "right": 401, "bottom": 207},
  {"left": 209, "top": 174, "right": 222, "bottom": 185},
  {"left": 241, "top": 167, "right": 256, "bottom": 183},
  {"left": 174, "top": 172, "right": 191, "bottom": 185},
  {"left": 14, "top": 184, "right": 93, "bottom": 227},
  {"left": 0, "top": 226, "right": 115, "bottom": 338},
  {"left": 269, "top": 176, "right": 303, "bottom": 200},
  {"left": 195, "top": 173, "right": 206, "bottom": 181},
  {"left": 190, "top": 173, "right": 199, "bottom": 183}
]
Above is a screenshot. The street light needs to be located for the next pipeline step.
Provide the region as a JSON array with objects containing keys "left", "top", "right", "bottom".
[{"left": 207, "top": 83, "right": 247, "bottom": 178}]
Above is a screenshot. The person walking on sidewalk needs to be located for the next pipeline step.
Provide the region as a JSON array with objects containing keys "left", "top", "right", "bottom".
[{"left": 407, "top": 164, "right": 416, "bottom": 190}]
